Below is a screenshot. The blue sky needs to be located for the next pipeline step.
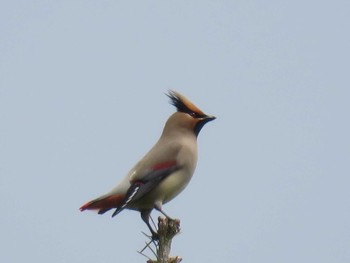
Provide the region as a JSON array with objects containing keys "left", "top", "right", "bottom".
[{"left": 1, "top": 1, "right": 349, "bottom": 262}]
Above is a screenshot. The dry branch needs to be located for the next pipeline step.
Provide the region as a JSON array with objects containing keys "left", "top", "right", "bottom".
[{"left": 146, "top": 217, "right": 182, "bottom": 263}]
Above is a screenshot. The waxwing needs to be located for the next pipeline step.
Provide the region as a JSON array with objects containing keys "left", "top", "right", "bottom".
[{"left": 80, "top": 90, "right": 215, "bottom": 238}]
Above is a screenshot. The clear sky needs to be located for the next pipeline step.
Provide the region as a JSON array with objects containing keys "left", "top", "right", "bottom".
[{"left": 1, "top": 1, "right": 349, "bottom": 262}]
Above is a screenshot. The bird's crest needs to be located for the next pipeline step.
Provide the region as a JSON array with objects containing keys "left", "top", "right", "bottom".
[{"left": 167, "top": 90, "right": 205, "bottom": 116}]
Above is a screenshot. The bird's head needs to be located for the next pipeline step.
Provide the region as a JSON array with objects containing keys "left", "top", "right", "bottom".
[{"left": 164, "top": 90, "right": 216, "bottom": 137}]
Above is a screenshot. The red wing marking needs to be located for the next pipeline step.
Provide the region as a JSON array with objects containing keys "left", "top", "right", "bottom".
[{"left": 151, "top": 160, "right": 177, "bottom": 171}]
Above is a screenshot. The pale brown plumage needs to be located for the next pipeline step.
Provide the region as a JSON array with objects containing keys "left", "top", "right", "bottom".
[{"left": 80, "top": 90, "right": 215, "bottom": 238}]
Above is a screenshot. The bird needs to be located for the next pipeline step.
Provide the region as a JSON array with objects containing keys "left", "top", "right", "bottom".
[{"left": 79, "top": 90, "right": 215, "bottom": 238}]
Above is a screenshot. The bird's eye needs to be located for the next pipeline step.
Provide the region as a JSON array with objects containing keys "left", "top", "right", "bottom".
[{"left": 189, "top": 112, "right": 197, "bottom": 118}]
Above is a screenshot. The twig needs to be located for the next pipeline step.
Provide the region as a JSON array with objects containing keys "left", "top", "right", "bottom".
[{"left": 142, "top": 217, "right": 182, "bottom": 263}]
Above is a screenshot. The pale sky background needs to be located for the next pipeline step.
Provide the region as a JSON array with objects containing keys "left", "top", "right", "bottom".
[{"left": 1, "top": 1, "right": 349, "bottom": 262}]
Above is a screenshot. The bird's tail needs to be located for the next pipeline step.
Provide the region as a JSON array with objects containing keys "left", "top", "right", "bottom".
[{"left": 79, "top": 194, "right": 124, "bottom": 215}]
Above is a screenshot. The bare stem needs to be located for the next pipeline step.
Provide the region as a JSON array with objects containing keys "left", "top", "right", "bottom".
[{"left": 146, "top": 217, "right": 182, "bottom": 263}]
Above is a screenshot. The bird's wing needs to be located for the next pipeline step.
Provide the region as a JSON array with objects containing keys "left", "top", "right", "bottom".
[{"left": 111, "top": 160, "right": 180, "bottom": 217}]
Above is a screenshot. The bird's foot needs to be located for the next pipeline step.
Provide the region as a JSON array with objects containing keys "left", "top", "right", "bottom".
[
  {"left": 141, "top": 230, "right": 159, "bottom": 242},
  {"left": 149, "top": 229, "right": 160, "bottom": 241}
]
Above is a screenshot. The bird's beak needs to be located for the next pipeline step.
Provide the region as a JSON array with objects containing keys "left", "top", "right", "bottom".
[
  {"left": 204, "top": 115, "right": 216, "bottom": 122},
  {"left": 198, "top": 115, "right": 216, "bottom": 125}
]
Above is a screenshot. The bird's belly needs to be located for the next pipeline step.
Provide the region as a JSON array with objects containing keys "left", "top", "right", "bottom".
[
  {"left": 130, "top": 170, "right": 192, "bottom": 209},
  {"left": 159, "top": 171, "right": 190, "bottom": 203}
]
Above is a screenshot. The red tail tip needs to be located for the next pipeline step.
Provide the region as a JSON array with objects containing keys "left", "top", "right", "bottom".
[{"left": 79, "top": 202, "right": 90, "bottom": 212}]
